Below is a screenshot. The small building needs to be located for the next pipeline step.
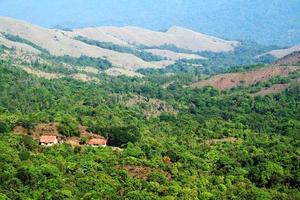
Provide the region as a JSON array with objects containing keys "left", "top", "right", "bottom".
[
  {"left": 40, "top": 135, "right": 58, "bottom": 146},
  {"left": 87, "top": 138, "right": 107, "bottom": 147}
]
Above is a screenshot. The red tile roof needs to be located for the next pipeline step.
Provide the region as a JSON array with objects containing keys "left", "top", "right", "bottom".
[
  {"left": 87, "top": 138, "right": 107, "bottom": 145},
  {"left": 40, "top": 135, "right": 57, "bottom": 143}
]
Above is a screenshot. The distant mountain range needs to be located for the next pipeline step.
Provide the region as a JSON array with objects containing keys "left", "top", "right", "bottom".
[
  {"left": 1, "top": 0, "right": 299, "bottom": 46},
  {"left": 0, "top": 16, "right": 299, "bottom": 77},
  {"left": 0, "top": 17, "right": 238, "bottom": 73}
]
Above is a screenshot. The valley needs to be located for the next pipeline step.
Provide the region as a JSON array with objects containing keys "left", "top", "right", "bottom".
[{"left": 0, "top": 15, "right": 299, "bottom": 200}]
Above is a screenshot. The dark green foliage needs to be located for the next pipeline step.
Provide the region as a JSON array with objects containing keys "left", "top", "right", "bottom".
[
  {"left": 225, "top": 63, "right": 266, "bottom": 73},
  {"left": 21, "top": 136, "right": 37, "bottom": 151},
  {"left": 3, "top": 34, "right": 112, "bottom": 71},
  {"left": 105, "top": 125, "right": 141, "bottom": 147},
  {"left": 18, "top": 151, "right": 30, "bottom": 161},
  {"left": 0, "top": 120, "right": 11, "bottom": 133},
  {"left": 58, "top": 116, "right": 80, "bottom": 137},
  {"left": 0, "top": 45, "right": 9, "bottom": 53},
  {"left": 141, "top": 43, "right": 193, "bottom": 54},
  {"left": 80, "top": 137, "right": 87, "bottom": 145},
  {"left": 140, "top": 41, "right": 278, "bottom": 75},
  {"left": 138, "top": 59, "right": 203, "bottom": 75},
  {"left": 75, "top": 36, "right": 164, "bottom": 61},
  {"left": 42, "top": 54, "right": 112, "bottom": 70},
  {"left": 198, "top": 41, "right": 278, "bottom": 73}
]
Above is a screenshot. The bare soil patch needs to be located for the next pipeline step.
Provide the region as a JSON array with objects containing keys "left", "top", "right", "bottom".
[
  {"left": 124, "top": 95, "right": 176, "bottom": 117},
  {"left": 275, "top": 51, "right": 300, "bottom": 65},
  {"left": 205, "top": 137, "right": 242, "bottom": 145},
  {"left": 114, "top": 165, "right": 172, "bottom": 181},
  {"left": 190, "top": 66, "right": 299, "bottom": 90},
  {"left": 13, "top": 123, "right": 105, "bottom": 147}
]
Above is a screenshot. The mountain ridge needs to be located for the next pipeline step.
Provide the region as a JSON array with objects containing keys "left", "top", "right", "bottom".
[{"left": 0, "top": 16, "right": 239, "bottom": 75}]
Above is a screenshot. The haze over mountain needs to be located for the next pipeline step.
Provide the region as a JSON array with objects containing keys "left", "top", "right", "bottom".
[{"left": 0, "top": 0, "right": 300, "bottom": 46}]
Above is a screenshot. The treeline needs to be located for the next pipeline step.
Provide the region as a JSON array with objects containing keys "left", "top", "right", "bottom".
[
  {"left": 42, "top": 54, "right": 112, "bottom": 70},
  {"left": 3, "top": 33, "right": 50, "bottom": 54},
  {"left": 140, "top": 41, "right": 278, "bottom": 75},
  {"left": 3, "top": 33, "right": 113, "bottom": 70},
  {"left": 75, "top": 36, "right": 164, "bottom": 62}
]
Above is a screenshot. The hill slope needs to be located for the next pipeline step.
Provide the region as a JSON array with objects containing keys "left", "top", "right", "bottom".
[
  {"left": 73, "top": 26, "right": 238, "bottom": 52},
  {"left": 190, "top": 65, "right": 299, "bottom": 90},
  {"left": 265, "top": 44, "right": 300, "bottom": 58},
  {"left": 0, "top": 16, "right": 239, "bottom": 76}
]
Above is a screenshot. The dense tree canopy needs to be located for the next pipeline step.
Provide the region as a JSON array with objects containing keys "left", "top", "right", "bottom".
[{"left": 0, "top": 57, "right": 299, "bottom": 199}]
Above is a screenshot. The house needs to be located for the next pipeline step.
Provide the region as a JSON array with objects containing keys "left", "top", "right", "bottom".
[
  {"left": 87, "top": 138, "right": 107, "bottom": 147},
  {"left": 40, "top": 135, "right": 58, "bottom": 146}
]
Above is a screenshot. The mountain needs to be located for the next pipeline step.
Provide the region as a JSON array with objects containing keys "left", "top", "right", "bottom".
[
  {"left": 0, "top": 16, "right": 239, "bottom": 76},
  {"left": 265, "top": 44, "right": 300, "bottom": 58},
  {"left": 73, "top": 26, "right": 238, "bottom": 52},
  {"left": 1, "top": 0, "right": 300, "bottom": 46}
]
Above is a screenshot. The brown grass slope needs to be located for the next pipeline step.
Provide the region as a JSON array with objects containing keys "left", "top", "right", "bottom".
[
  {"left": 266, "top": 44, "right": 300, "bottom": 58},
  {"left": 0, "top": 17, "right": 170, "bottom": 71},
  {"left": 73, "top": 26, "right": 239, "bottom": 52},
  {"left": 190, "top": 66, "right": 299, "bottom": 90},
  {"left": 275, "top": 51, "right": 300, "bottom": 65},
  {"left": 0, "top": 17, "right": 241, "bottom": 76}
]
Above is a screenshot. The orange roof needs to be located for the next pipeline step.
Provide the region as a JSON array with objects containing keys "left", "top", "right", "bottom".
[
  {"left": 87, "top": 138, "right": 107, "bottom": 145},
  {"left": 40, "top": 135, "right": 57, "bottom": 143}
]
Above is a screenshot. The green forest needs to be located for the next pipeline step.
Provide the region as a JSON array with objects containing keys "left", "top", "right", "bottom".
[{"left": 0, "top": 55, "right": 299, "bottom": 199}]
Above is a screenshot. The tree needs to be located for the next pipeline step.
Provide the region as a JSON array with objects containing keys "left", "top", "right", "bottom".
[
  {"left": 0, "top": 120, "right": 11, "bottom": 133},
  {"left": 106, "top": 125, "right": 141, "bottom": 147},
  {"left": 58, "top": 116, "right": 80, "bottom": 137}
]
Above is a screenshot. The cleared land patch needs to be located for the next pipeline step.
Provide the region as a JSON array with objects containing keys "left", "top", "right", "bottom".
[{"left": 190, "top": 66, "right": 299, "bottom": 90}]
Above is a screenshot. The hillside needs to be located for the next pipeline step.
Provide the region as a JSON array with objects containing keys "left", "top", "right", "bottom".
[
  {"left": 189, "top": 65, "right": 299, "bottom": 90},
  {"left": 265, "top": 44, "right": 300, "bottom": 58},
  {"left": 274, "top": 51, "right": 300, "bottom": 66},
  {"left": 0, "top": 16, "right": 242, "bottom": 77},
  {"left": 73, "top": 26, "right": 238, "bottom": 52},
  {"left": 0, "top": 56, "right": 299, "bottom": 199}
]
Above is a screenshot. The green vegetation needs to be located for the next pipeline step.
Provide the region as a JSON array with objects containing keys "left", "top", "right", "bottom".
[
  {"left": 75, "top": 36, "right": 164, "bottom": 61},
  {"left": 140, "top": 43, "right": 194, "bottom": 54},
  {"left": 0, "top": 54, "right": 299, "bottom": 199},
  {"left": 41, "top": 54, "right": 112, "bottom": 71},
  {"left": 140, "top": 41, "right": 278, "bottom": 75},
  {"left": 58, "top": 116, "right": 80, "bottom": 137},
  {"left": 198, "top": 41, "right": 277, "bottom": 73},
  {"left": 0, "top": 44, "right": 8, "bottom": 53},
  {"left": 4, "top": 33, "right": 50, "bottom": 53},
  {"left": 137, "top": 59, "right": 203, "bottom": 75},
  {"left": 224, "top": 63, "right": 267, "bottom": 73},
  {"left": 4, "top": 34, "right": 112, "bottom": 71}
]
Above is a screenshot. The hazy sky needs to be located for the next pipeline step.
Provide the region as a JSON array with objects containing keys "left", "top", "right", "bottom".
[{"left": 0, "top": 0, "right": 300, "bottom": 46}]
